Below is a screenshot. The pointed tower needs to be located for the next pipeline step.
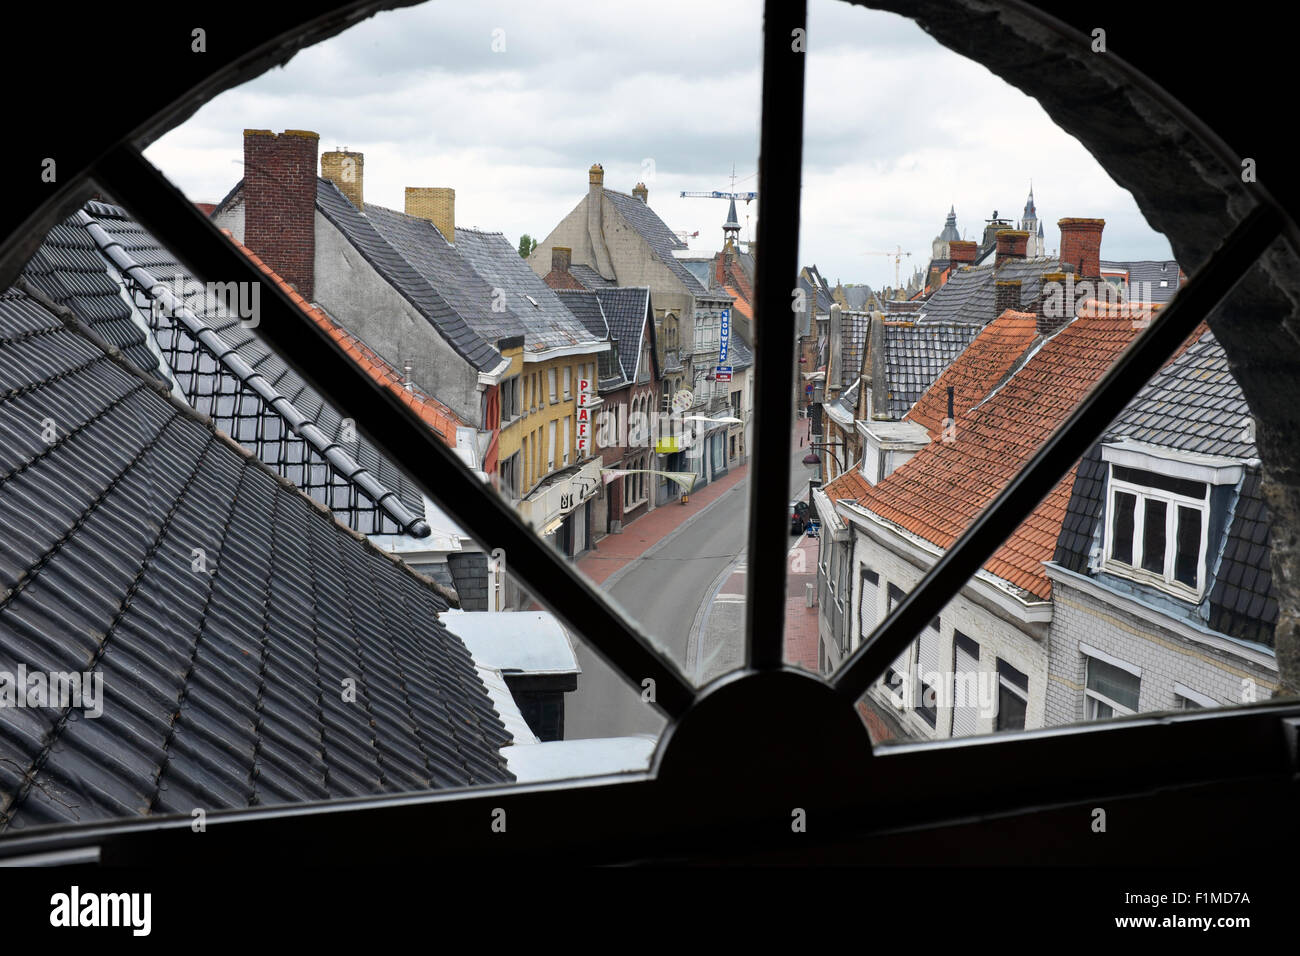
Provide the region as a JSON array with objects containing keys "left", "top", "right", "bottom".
[
  {"left": 932, "top": 206, "right": 960, "bottom": 260},
  {"left": 1020, "top": 185, "right": 1041, "bottom": 256},
  {"left": 723, "top": 197, "right": 741, "bottom": 252}
]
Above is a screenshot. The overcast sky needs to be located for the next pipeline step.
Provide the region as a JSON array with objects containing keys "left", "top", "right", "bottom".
[{"left": 146, "top": 0, "right": 1174, "bottom": 291}]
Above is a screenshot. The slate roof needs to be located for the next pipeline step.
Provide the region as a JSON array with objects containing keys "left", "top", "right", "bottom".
[
  {"left": 1052, "top": 329, "right": 1276, "bottom": 644},
  {"left": 604, "top": 190, "right": 706, "bottom": 295},
  {"left": 593, "top": 287, "right": 653, "bottom": 382},
  {"left": 730, "top": 330, "right": 754, "bottom": 371},
  {"left": 570, "top": 264, "right": 614, "bottom": 290},
  {"left": 313, "top": 181, "right": 505, "bottom": 371},
  {"left": 555, "top": 290, "right": 621, "bottom": 389},
  {"left": 1100, "top": 259, "right": 1184, "bottom": 303},
  {"left": 841, "top": 285, "right": 876, "bottom": 311},
  {"left": 0, "top": 285, "right": 514, "bottom": 831},
  {"left": 46, "top": 203, "right": 430, "bottom": 538},
  {"left": 879, "top": 321, "right": 982, "bottom": 419},
  {"left": 452, "top": 228, "right": 601, "bottom": 353},
  {"left": 904, "top": 315, "right": 1038, "bottom": 436},
  {"left": 224, "top": 230, "right": 463, "bottom": 447},
  {"left": 839, "top": 311, "right": 871, "bottom": 390},
  {"left": 828, "top": 307, "right": 1145, "bottom": 600},
  {"left": 918, "top": 256, "right": 1060, "bottom": 325}
]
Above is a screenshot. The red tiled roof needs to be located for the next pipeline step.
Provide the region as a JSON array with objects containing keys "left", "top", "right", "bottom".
[
  {"left": 724, "top": 286, "right": 752, "bottom": 320},
  {"left": 221, "top": 229, "right": 463, "bottom": 446},
  {"left": 906, "top": 311, "right": 1040, "bottom": 438},
  {"left": 714, "top": 250, "right": 753, "bottom": 308},
  {"left": 194, "top": 202, "right": 217, "bottom": 217},
  {"left": 826, "top": 304, "right": 1156, "bottom": 600}
]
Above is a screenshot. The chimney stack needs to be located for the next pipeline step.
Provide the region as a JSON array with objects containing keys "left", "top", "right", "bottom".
[
  {"left": 589, "top": 163, "right": 605, "bottom": 192},
  {"left": 632, "top": 182, "right": 648, "bottom": 203},
  {"left": 405, "top": 187, "right": 456, "bottom": 242},
  {"left": 321, "top": 148, "right": 363, "bottom": 210},
  {"left": 552, "top": 246, "right": 572, "bottom": 274},
  {"left": 243, "top": 129, "right": 319, "bottom": 300},
  {"left": 995, "top": 229, "right": 1029, "bottom": 270},
  {"left": 995, "top": 279, "right": 1022, "bottom": 316},
  {"left": 1036, "top": 271, "right": 1071, "bottom": 336},
  {"left": 949, "top": 240, "right": 977, "bottom": 267},
  {"left": 1058, "top": 218, "right": 1105, "bottom": 279}
]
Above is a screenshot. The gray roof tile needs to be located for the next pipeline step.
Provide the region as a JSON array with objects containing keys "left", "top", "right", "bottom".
[
  {"left": 919, "top": 256, "right": 1060, "bottom": 324},
  {"left": 0, "top": 287, "right": 513, "bottom": 830},
  {"left": 605, "top": 190, "right": 706, "bottom": 295},
  {"left": 883, "top": 321, "right": 981, "bottom": 418}
]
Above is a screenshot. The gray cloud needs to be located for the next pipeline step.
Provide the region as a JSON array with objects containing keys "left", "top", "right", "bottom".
[{"left": 147, "top": 0, "right": 1173, "bottom": 293}]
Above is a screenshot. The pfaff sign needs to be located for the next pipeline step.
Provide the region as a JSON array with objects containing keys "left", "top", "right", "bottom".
[
  {"left": 719, "top": 308, "right": 730, "bottom": 363},
  {"left": 576, "top": 376, "right": 592, "bottom": 456}
]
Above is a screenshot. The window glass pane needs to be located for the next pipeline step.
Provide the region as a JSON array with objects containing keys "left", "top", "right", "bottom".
[
  {"left": 1175, "top": 505, "right": 1201, "bottom": 587},
  {"left": 996, "top": 685, "right": 1027, "bottom": 731},
  {"left": 1141, "top": 498, "right": 1167, "bottom": 573},
  {"left": 1111, "top": 491, "right": 1136, "bottom": 564},
  {"left": 1086, "top": 657, "right": 1141, "bottom": 712}
]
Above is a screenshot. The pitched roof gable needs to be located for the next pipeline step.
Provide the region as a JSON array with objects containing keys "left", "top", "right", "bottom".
[{"left": 604, "top": 190, "right": 706, "bottom": 295}]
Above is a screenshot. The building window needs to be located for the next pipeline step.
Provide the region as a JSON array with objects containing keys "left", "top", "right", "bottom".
[
  {"left": 883, "top": 584, "right": 912, "bottom": 699},
  {"left": 915, "top": 617, "right": 941, "bottom": 728},
  {"left": 562, "top": 416, "right": 571, "bottom": 466},
  {"left": 857, "top": 568, "right": 879, "bottom": 654},
  {"left": 952, "top": 631, "right": 980, "bottom": 737},
  {"left": 500, "top": 451, "right": 520, "bottom": 498},
  {"left": 501, "top": 375, "right": 520, "bottom": 423},
  {"left": 1083, "top": 651, "right": 1141, "bottom": 720},
  {"left": 564, "top": 365, "right": 572, "bottom": 399},
  {"left": 547, "top": 420, "right": 557, "bottom": 472},
  {"left": 1104, "top": 464, "right": 1209, "bottom": 598},
  {"left": 995, "top": 659, "right": 1029, "bottom": 731},
  {"left": 548, "top": 368, "right": 558, "bottom": 404}
]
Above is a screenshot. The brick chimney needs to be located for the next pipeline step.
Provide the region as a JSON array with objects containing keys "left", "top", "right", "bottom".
[
  {"left": 405, "top": 187, "right": 456, "bottom": 242},
  {"left": 995, "top": 230, "right": 1029, "bottom": 270},
  {"left": 949, "top": 240, "right": 977, "bottom": 267},
  {"left": 243, "top": 129, "right": 319, "bottom": 299},
  {"left": 995, "top": 279, "right": 1022, "bottom": 316},
  {"left": 321, "top": 148, "right": 363, "bottom": 210},
  {"left": 1058, "top": 218, "right": 1105, "bottom": 279},
  {"left": 552, "top": 247, "right": 572, "bottom": 273},
  {"left": 632, "top": 182, "right": 648, "bottom": 203},
  {"left": 1036, "top": 271, "right": 1071, "bottom": 336}
]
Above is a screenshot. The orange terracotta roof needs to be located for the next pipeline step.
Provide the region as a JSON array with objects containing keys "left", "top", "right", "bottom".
[
  {"left": 906, "top": 311, "right": 1040, "bottom": 438},
  {"left": 542, "top": 268, "right": 586, "bottom": 291},
  {"left": 829, "top": 301, "right": 1206, "bottom": 601},
  {"left": 194, "top": 202, "right": 217, "bottom": 217},
  {"left": 221, "top": 229, "right": 463, "bottom": 446},
  {"left": 724, "top": 286, "right": 752, "bottom": 320}
]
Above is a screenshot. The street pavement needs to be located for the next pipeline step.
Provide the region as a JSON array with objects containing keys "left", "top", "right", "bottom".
[{"left": 563, "top": 418, "right": 821, "bottom": 740}]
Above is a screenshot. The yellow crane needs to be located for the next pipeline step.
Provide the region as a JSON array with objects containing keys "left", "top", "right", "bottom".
[{"left": 863, "top": 246, "right": 914, "bottom": 291}]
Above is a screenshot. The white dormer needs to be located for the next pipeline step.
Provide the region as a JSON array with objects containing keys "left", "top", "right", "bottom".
[{"left": 856, "top": 419, "right": 931, "bottom": 485}]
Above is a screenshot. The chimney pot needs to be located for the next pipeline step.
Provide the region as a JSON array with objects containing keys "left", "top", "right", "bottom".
[
  {"left": 589, "top": 163, "right": 605, "bottom": 187},
  {"left": 405, "top": 187, "right": 456, "bottom": 242},
  {"left": 632, "top": 182, "right": 648, "bottom": 203}
]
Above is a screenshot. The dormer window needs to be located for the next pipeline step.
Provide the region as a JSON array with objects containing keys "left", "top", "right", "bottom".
[{"left": 1103, "top": 464, "right": 1209, "bottom": 599}]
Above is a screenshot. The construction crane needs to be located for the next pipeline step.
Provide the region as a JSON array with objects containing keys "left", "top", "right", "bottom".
[
  {"left": 864, "top": 246, "right": 914, "bottom": 290},
  {"left": 680, "top": 190, "right": 757, "bottom": 203},
  {"left": 674, "top": 230, "right": 699, "bottom": 242}
]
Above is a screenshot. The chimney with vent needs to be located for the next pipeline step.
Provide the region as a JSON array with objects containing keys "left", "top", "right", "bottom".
[
  {"left": 995, "top": 279, "right": 1022, "bottom": 315},
  {"left": 405, "top": 187, "right": 456, "bottom": 241},
  {"left": 632, "top": 182, "right": 648, "bottom": 203},
  {"left": 244, "top": 129, "right": 319, "bottom": 299},
  {"left": 321, "top": 148, "right": 363, "bottom": 210},
  {"left": 995, "top": 230, "right": 1029, "bottom": 270},
  {"left": 949, "top": 240, "right": 977, "bottom": 268},
  {"left": 1058, "top": 218, "right": 1105, "bottom": 278}
]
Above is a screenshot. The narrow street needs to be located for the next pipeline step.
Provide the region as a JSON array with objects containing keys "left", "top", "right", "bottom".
[{"left": 564, "top": 420, "right": 817, "bottom": 739}]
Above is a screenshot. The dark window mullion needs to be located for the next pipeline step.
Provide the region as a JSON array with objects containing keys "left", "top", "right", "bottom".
[
  {"left": 833, "top": 202, "right": 1284, "bottom": 704},
  {"left": 746, "top": 0, "right": 807, "bottom": 671},
  {"left": 88, "top": 142, "right": 697, "bottom": 721}
]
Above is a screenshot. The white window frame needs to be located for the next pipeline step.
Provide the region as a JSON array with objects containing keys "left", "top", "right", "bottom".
[
  {"left": 547, "top": 420, "right": 556, "bottom": 472},
  {"left": 1102, "top": 465, "right": 1210, "bottom": 601},
  {"left": 548, "top": 368, "right": 558, "bottom": 404},
  {"left": 562, "top": 416, "right": 571, "bottom": 466},
  {"left": 564, "top": 365, "right": 572, "bottom": 400},
  {"left": 1082, "top": 649, "right": 1141, "bottom": 720}
]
